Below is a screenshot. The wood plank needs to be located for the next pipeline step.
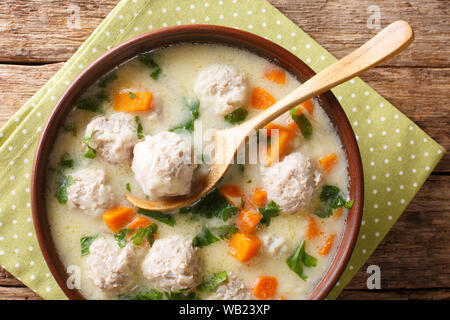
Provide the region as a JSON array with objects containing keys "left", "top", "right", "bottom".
[
  {"left": 339, "top": 288, "right": 450, "bottom": 300},
  {"left": 0, "top": 0, "right": 448, "bottom": 68},
  {"left": 345, "top": 175, "right": 450, "bottom": 290},
  {"left": 0, "top": 287, "right": 42, "bottom": 300},
  {"left": 1, "top": 63, "right": 447, "bottom": 171},
  {"left": 0, "top": 267, "right": 23, "bottom": 287},
  {"left": 273, "top": 0, "right": 450, "bottom": 68}
]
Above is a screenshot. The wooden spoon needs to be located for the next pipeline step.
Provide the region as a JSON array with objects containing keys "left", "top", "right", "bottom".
[{"left": 127, "top": 20, "right": 413, "bottom": 211}]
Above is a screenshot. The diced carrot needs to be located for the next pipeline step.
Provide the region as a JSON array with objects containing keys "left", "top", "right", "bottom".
[
  {"left": 251, "top": 88, "right": 276, "bottom": 110},
  {"left": 127, "top": 216, "right": 152, "bottom": 230},
  {"left": 252, "top": 188, "right": 267, "bottom": 208},
  {"left": 319, "top": 234, "right": 336, "bottom": 256},
  {"left": 264, "top": 68, "right": 286, "bottom": 84},
  {"left": 306, "top": 216, "right": 320, "bottom": 240},
  {"left": 333, "top": 207, "right": 343, "bottom": 220},
  {"left": 219, "top": 185, "right": 243, "bottom": 208},
  {"left": 114, "top": 91, "right": 153, "bottom": 112},
  {"left": 237, "top": 210, "right": 263, "bottom": 234},
  {"left": 229, "top": 232, "right": 261, "bottom": 262},
  {"left": 319, "top": 153, "right": 338, "bottom": 172},
  {"left": 301, "top": 99, "right": 314, "bottom": 114},
  {"left": 253, "top": 276, "right": 278, "bottom": 300},
  {"left": 264, "top": 123, "right": 295, "bottom": 165},
  {"left": 103, "top": 207, "right": 136, "bottom": 233}
]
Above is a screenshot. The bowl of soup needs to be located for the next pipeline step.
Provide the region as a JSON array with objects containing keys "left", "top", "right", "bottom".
[{"left": 32, "top": 25, "right": 363, "bottom": 300}]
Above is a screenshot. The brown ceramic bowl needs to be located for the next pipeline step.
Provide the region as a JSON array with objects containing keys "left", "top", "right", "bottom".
[{"left": 32, "top": 25, "right": 363, "bottom": 300}]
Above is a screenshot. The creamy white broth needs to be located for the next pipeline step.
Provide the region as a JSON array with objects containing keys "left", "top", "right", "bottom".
[{"left": 46, "top": 43, "right": 349, "bottom": 300}]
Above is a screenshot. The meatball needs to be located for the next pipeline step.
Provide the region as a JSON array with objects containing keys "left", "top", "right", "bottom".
[
  {"left": 85, "top": 112, "right": 138, "bottom": 165},
  {"left": 141, "top": 235, "right": 200, "bottom": 292},
  {"left": 208, "top": 274, "right": 253, "bottom": 300},
  {"left": 131, "top": 132, "right": 196, "bottom": 198},
  {"left": 67, "top": 168, "right": 114, "bottom": 215},
  {"left": 261, "top": 151, "right": 322, "bottom": 214},
  {"left": 85, "top": 236, "right": 139, "bottom": 295},
  {"left": 194, "top": 64, "right": 248, "bottom": 116}
]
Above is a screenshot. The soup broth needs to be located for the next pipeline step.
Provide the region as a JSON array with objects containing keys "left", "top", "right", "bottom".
[{"left": 46, "top": 44, "right": 351, "bottom": 300}]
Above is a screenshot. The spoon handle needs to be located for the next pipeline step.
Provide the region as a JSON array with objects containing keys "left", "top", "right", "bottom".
[{"left": 242, "top": 20, "right": 414, "bottom": 131}]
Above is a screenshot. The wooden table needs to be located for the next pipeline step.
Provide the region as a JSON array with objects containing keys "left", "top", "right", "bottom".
[{"left": 0, "top": 0, "right": 448, "bottom": 300}]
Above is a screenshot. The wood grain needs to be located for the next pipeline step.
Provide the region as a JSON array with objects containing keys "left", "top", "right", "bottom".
[
  {"left": 0, "top": 0, "right": 448, "bottom": 300},
  {"left": 0, "top": 0, "right": 448, "bottom": 67}
]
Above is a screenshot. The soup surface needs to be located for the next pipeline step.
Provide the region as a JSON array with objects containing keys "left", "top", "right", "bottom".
[{"left": 46, "top": 44, "right": 352, "bottom": 300}]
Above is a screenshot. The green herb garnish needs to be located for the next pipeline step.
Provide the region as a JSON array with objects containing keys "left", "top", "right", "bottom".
[
  {"left": 316, "top": 185, "right": 353, "bottom": 218},
  {"left": 125, "top": 183, "right": 131, "bottom": 192},
  {"left": 83, "top": 134, "right": 97, "bottom": 159},
  {"left": 59, "top": 153, "right": 73, "bottom": 169},
  {"left": 258, "top": 200, "right": 280, "bottom": 226},
  {"left": 290, "top": 108, "right": 312, "bottom": 139},
  {"left": 170, "top": 99, "right": 200, "bottom": 133},
  {"left": 224, "top": 108, "right": 249, "bottom": 124},
  {"left": 137, "top": 53, "right": 162, "bottom": 80},
  {"left": 138, "top": 209, "right": 176, "bottom": 227},
  {"left": 98, "top": 72, "right": 117, "bottom": 88},
  {"left": 55, "top": 175, "right": 75, "bottom": 204},
  {"left": 135, "top": 116, "right": 144, "bottom": 139},
  {"left": 130, "top": 224, "right": 158, "bottom": 246},
  {"left": 192, "top": 225, "right": 219, "bottom": 248},
  {"left": 150, "top": 67, "right": 161, "bottom": 80},
  {"left": 75, "top": 97, "right": 104, "bottom": 114},
  {"left": 127, "top": 289, "right": 163, "bottom": 300},
  {"left": 128, "top": 92, "right": 137, "bottom": 99},
  {"left": 80, "top": 234, "right": 98, "bottom": 256},
  {"left": 180, "top": 188, "right": 238, "bottom": 221},
  {"left": 164, "top": 290, "right": 199, "bottom": 300},
  {"left": 210, "top": 225, "right": 238, "bottom": 240},
  {"left": 63, "top": 124, "right": 77, "bottom": 136},
  {"left": 286, "top": 240, "right": 317, "bottom": 281},
  {"left": 197, "top": 271, "right": 228, "bottom": 292},
  {"left": 114, "top": 229, "right": 133, "bottom": 248}
]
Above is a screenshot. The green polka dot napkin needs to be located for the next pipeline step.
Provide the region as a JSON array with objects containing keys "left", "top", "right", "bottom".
[{"left": 0, "top": 0, "right": 445, "bottom": 300}]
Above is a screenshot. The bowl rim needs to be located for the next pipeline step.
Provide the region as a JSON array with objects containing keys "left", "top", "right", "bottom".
[{"left": 31, "top": 24, "right": 363, "bottom": 300}]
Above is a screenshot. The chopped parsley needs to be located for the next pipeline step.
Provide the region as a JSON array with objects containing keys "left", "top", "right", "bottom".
[
  {"left": 170, "top": 98, "right": 200, "bottom": 133},
  {"left": 192, "top": 225, "right": 219, "bottom": 248},
  {"left": 286, "top": 240, "right": 317, "bottom": 281},
  {"left": 75, "top": 96, "right": 104, "bottom": 114},
  {"left": 55, "top": 174, "right": 74, "bottom": 204},
  {"left": 130, "top": 223, "right": 158, "bottom": 246},
  {"left": 258, "top": 200, "right": 280, "bottom": 226},
  {"left": 197, "top": 271, "right": 228, "bottom": 292},
  {"left": 316, "top": 185, "right": 354, "bottom": 218},
  {"left": 128, "top": 92, "right": 137, "bottom": 99},
  {"left": 125, "top": 183, "right": 131, "bottom": 192},
  {"left": 59, "top": 153, "right": 73, "bottom": 169},
  {"left": 290, "top": 108, "right": 312, "bottom": 139},
  {"left": 137, "top": 52, "right": 162, "bottom": 80},
  {"left": 150, "top": 67, "right": 161, "bottom": 80},
  {"left": 210, "top": 225, "right": 238, "bottom": 240},
  {"left": 98, "top": 72, "right": 117, "bottom": 88},
  {"left": 114, "top": 229, "right": 133, "bottom": 248},
  {"left": 80, "top": 234, "right": 98, "bottom": 256},
  {"left": 135, "top": 116, "right": 144, "bottom": 139},
  {"left": 179, "top": 188, "right": 238, "bottom": 222},
  {"left": 138, "top": 209, "right": 175, "bottom": 227},
  {"left": 126, "top": 289, "right": 163, "bottom": 300},
  {"left": 83, "top": 134, "right": 97, "bottom": 159},
  {"left": 224, "top": 108, "right": 249, "bottom": 124},
  {"left": 63, "top": 123, "right": 77, "bottom": 136}
]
